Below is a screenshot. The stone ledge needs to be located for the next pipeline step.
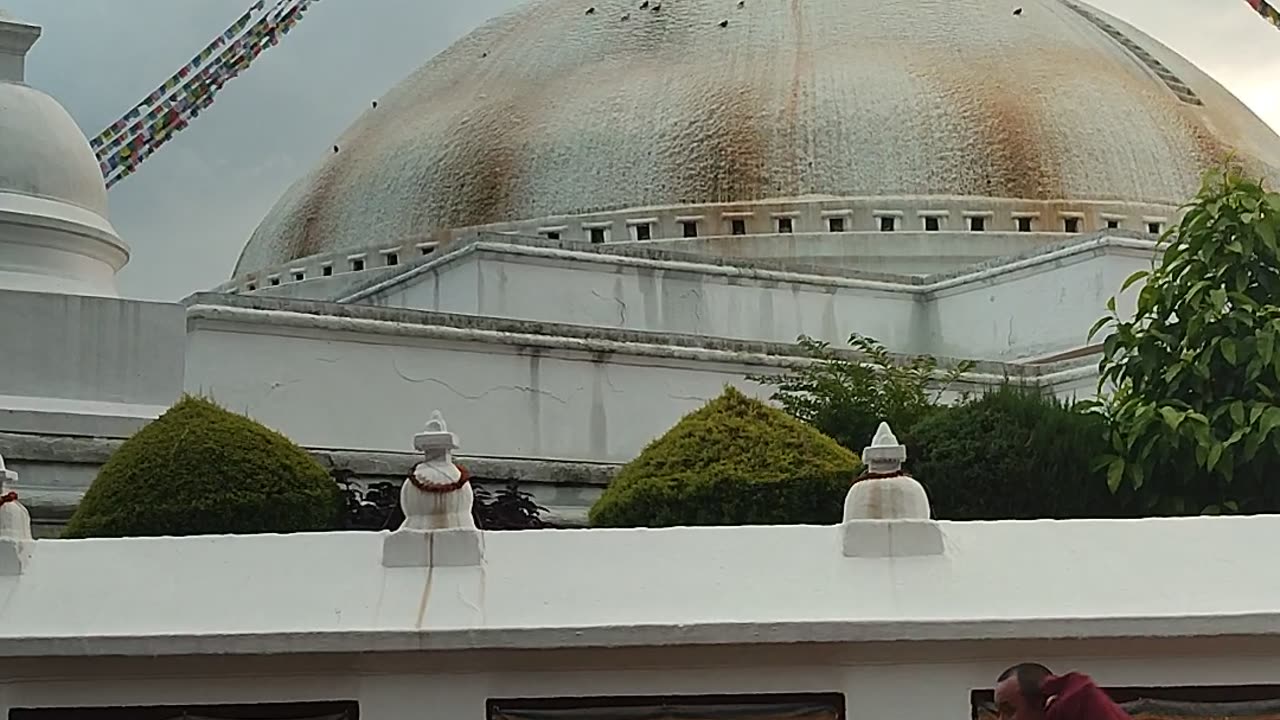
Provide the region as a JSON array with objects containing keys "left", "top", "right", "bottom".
[
  {"left": 0, "top": 432, "right": 615, "bottom": 529},
  {"left": 334, "top": 230, "right": 1157, "bottom": 307},
  {"left": 185, "top": 292, "right": 1093, "bottom": 381},
  {"left": 0, "top": 433, "right": 619, "bottom": 484}
]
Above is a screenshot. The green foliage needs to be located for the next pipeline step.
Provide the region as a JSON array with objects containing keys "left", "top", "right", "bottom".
[
  {"left": 589, "top": 386, "right": 860, "bottom": 527},
  {"left": 911, "top": 385, "right": 1129, "bottom": 519},
  {"left": 1090, "top": 165, "right": 1280, "bottom": 514},
  {"left": 64, "top": 395, "right": 341, "bottom": 538},
  {"left": 749, "top": 334, "right": 974, "bottom": 454}
]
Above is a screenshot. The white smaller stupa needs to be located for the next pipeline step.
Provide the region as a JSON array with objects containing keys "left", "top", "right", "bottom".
[{"left": 0, "top": 10, "right": 128, "bottom": 297}]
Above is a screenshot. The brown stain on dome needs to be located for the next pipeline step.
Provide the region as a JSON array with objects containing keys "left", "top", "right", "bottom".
[
  {"left": 1181, "top": 109, "right": 1236, "bottom": 171},
  {"left": 780, "top": 0, "right": 813, "bottom": 196},
  {"left": 427, "top": 101, "right": 523, "bottom": 229},
  {"left": 913, "top": 53, "right": 1062, "bottom": 200},
  {"left": 285, "top": 168, "right": 341, "bottom": 262},
  {"left": 666, "top": 85, "right": 771, "bottom": 204},
  {"left": 979, "top": 71, "right": 1063, "bottom": 199}
]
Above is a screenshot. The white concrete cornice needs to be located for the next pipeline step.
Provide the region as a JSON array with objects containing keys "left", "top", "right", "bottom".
[
  {"left": 924, "top": 237, "right": 1156, "bottom": 297},
  {"left": 339, "top": 234, "right": 1158, "bottom": 306},
  {"left": 1, "top": 612, "right": 1276, "bottom": 660},
  {"left": 184, "top": 300, "right": 1094, "bottom": 389}
]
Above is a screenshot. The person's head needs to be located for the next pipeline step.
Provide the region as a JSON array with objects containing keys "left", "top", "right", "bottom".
[{"left": 994, "top": 663, "right": 1053, "bottom": 720}]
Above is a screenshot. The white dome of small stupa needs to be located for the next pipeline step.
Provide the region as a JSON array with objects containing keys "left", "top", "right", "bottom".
[{"left": 0, "top": 11, "right": 127, "bottom": 297}]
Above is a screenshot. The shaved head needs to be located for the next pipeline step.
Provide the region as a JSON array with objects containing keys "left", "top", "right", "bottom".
[{"left": 995, "top": 663, "right": 1053, "bottom": 720}]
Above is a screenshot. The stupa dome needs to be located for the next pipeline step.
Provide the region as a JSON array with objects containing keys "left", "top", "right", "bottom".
[
  {"left": 235, "top": 0, "right": 1280, "bottom": 276},
  {"left": 0, "top": 83, "right": 109, "bottom": 218},
  {"left": 0, "top": 13, "right": 126, "bottom": 296}
]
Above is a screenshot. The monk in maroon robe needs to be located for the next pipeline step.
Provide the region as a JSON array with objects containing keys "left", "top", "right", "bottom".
[{"left": 995, "top": 663, "right": 1133, "bottom": 720}]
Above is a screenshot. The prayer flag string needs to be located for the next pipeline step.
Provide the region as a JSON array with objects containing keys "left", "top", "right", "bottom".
[
  {"left": 91, "top": 0, "right": 269, "bottom": 152},
  {"left": 1247, "top": 0, "right": 1280, "bottom": 29},
  {"left": 95, "top": 0, "right": 321, "bottom": 187}
]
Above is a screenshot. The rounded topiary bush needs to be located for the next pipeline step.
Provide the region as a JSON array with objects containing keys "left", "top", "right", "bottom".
[
  {"left": 910, "top": 384, "right": 1131, "bottom": 520},
  {"left": 64, "top": 395, "right": 341, "bottom": 538},
  {"left": 589, "top": 386, "right": 861, "bottom": 527}
]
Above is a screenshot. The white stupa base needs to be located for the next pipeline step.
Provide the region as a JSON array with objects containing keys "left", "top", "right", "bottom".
[
  {"left": 0, "top": 289, "right": 186, "bottom": 439},
  {"left": 382, "top": 528, "right": 484, "bottom": 568},
  {"left": 842, "top": 519, "right": 944, "bottom": 558},
  {"left": 0, "top": 192, "right": 128, "bottom": 298},
  {"left": 0, "top": 538, "right": 32, "bottom": 575}
]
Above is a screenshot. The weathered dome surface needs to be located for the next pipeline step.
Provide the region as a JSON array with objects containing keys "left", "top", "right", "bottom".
[
  {"left": 236, "top": 0, "right": 1280, "bottom": 275},
  {"left": 0, "top": 81, "right": 109, "bottom": 218}
]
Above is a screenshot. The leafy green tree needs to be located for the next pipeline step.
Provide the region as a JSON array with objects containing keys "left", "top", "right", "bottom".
[
  {"left": 65, "top": 395, "right": 341, "bottom": 538},
  {"left": 749, "top": 333, "right": 972, "bottom": 453},
  {"left": 1090, "top": 166, "right": 1280, "bottom": 514},
  {"left": 589, "top": 386, "right": 859, "bottom": 527}
]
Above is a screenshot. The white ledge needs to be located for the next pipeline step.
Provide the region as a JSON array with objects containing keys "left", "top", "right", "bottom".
[
  {"left": 183, "top": 302, "right": 1096, "bottom": 389},
  {"left": 4, "top": 613, "right": 1280, "bottom": 659},
  {"left": 339, "top": 235, "right": 1157, "bottom": 304}
]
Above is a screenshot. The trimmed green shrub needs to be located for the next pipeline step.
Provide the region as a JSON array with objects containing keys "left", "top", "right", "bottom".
[
  {"left": 909, "top": 385, "right": 1131, "bottom": 520},
  {"left": 589, "top": 386, "right": 860, "bottom": 527},
  {"left": 64, "top": 395, "right": 341, "bottom": 538}
]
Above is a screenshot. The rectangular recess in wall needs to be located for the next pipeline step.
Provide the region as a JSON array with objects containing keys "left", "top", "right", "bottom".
[
  {"left": 9, "top": 701, "right": 360, "bottom": 720},
  {"left": 972, "top": 684, "right": 1280, "bottom": 720},
  {"left": 490, "top": 693, "right": 845, "bottom": 720}
]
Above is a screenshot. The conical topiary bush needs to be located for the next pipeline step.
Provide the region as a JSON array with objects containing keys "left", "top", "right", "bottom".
[
  {"left": 63, "top": 395, "right": 340, "bottom": 538},
  {"left": 589, "top": 386, "right": 861, "bottom": 527}
]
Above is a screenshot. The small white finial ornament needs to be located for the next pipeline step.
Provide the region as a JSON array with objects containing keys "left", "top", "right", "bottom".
[
  {"left": 843, "top": 421, "right": 930, "bottom": 521},
  {"left": 0, "top": 453, "right": 31, "bottom": 542},
  {"left": 0, "top": 452, "right": 33, "bottom": 576},
  {"left": 862, "top": 422, "right": 908, "bottom": 475},
  {"left": 841, "top": 421, "right": 943, "bottom": 558},
  {"left": 401, "top": 411, "right": 476, "bottom": 531},
  {"left": 383, "top": 410, "right": 484, "bottom": 568}
]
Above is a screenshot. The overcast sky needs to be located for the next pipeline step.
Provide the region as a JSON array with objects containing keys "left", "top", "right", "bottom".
[{"left": 7, "top": 0, "right": 1280, "bottom": 300}]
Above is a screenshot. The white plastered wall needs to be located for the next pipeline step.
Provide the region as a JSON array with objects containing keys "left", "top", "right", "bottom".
[
  {"left": 363, "top": 238, "right": 1153, "bottom": 363},
  {"left": 4, "top": 639, "right": 1280, "bottom": 720}
]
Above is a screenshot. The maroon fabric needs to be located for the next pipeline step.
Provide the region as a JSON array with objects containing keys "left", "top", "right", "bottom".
[{"left": 1043, "top": 673, "right": 1133, "bottom": 720}]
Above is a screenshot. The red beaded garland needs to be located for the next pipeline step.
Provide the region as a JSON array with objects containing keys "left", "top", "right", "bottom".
[{"left": 407, "top": 464, "right": 470, "bottom": 493}]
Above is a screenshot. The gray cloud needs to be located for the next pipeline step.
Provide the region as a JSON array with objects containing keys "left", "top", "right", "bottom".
[{"left": 7, "top": 0, "right": 1279, "bottom": 300}]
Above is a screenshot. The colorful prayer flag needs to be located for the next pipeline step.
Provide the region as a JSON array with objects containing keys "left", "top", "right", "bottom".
[{"left": 1251, "top": 0, "right": 1280, "bottom": 28}]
